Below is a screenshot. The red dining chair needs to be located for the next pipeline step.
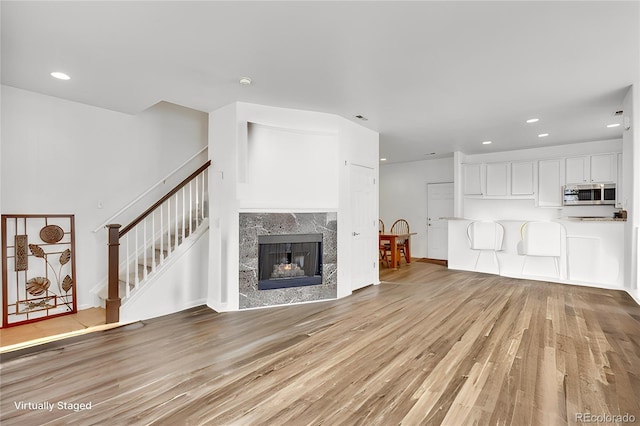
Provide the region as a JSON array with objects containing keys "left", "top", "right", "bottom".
[
  {"left": 390, "top": 219, "right": 410, "bottom": 264},
  {"left": 379, "top": 220, "right": 391, "bottom": 267}
]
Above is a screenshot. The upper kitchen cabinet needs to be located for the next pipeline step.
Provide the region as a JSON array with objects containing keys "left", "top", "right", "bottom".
[
  {"left": 511, "top": 161, "right": 535, "bottom": 195},
  {"left": 565, "top": 153, "right": 617, "bottom": 184},
  {"left": 485, "top": 163, "right": 509, "bottom": 196},
  {"left": 565, "top": 156, "right": 589, "bottom": 183},
  {"left": 463, "top": 161, "right": 535, "bottom": 199},
  {"left": 485, "top": 161, "right": 535, "bottom": 198},
  {"left": 537, "top": 159, "right": 563, "bottom": 207},
  {"left": 463, "top": 163, "right": 483, "bottom": 195},
  {"left": 589, "top": 153, "right": 617, "bottom": 183}
]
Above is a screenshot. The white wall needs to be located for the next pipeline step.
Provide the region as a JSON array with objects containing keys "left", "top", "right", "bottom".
[
  {"left": 379, "top": 157, "right": 454, "bottom": 258},
  {"left": 622, "top": 85, "right": 639, "bottom": 299},
  {"left": 208, "top": 102, "right": 378, "bottom": 311},
  {"left": 1, "top": 86, "right": 208, "bottom": 309},
  {"left": 242, "top": 123, "right": 339, "bottom": 209}
]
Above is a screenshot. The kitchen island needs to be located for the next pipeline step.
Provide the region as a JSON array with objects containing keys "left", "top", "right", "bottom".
[{"left": 448, "top": 217, "right": 625, "bottom": 289}]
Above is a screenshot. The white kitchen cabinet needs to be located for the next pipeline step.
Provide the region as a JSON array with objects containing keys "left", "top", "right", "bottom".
[
  {"left": 463, "top": 163, "right": 483, "bottom": 195},
  {"left": 537, "top": 159, "right": 563, "bottom": 207},
  {"left": 590, "top": 153, "right": 617, "bottom": 183},
  {"left": 511, "top": 161, "right": 534, "bottom": 195},
  {"left": 463, "top": 162, "right": 535, "bottom": 199},
  {"left": 565, "top": 153, "right": 617, "bottom": 184},
  {"left": 485, "top": 163, "right": 509, "bottom": 196},
  {"left": 565, "top": 156, "right": 589, "bottom": 184}
]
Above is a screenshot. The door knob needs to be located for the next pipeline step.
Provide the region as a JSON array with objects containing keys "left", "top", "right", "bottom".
[{"left": 352, "top": 232, "right": 360, "bottom": 236}]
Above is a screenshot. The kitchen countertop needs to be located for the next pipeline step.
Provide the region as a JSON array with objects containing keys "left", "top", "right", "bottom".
[
  {"left": 560, "top": 216, "right": 627, "bottom": 222},
  {"left": 443, "top": 217, "right": 627, "bottom": 222}
]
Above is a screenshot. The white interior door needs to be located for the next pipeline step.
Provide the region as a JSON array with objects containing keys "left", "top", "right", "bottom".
[
  {"left": 427, "top": 182, "right": 454, "bottom": 260},
  {"left": 350, "top": 164, "right": 375, "bottom": 291}
]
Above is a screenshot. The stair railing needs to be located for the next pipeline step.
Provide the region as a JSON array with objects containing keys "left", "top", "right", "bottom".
[{"left": 106, "top": 160, "right": 211, "bottom": 323}]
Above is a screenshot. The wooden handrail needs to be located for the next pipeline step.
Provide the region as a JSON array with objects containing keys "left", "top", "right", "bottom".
[
  {"left": 93, "top": 146, "right": 208, "bottom": 233},
  {"left": 118, "top": 160, "right": 211, "bottom": 238}
]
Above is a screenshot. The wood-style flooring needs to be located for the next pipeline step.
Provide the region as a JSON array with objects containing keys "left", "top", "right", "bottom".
[
  {"left": 0, "top": 307, "right": 106, "bottom": 350},
  {"left": 1, "top": 262, "right": 639, "bottom": 425}
]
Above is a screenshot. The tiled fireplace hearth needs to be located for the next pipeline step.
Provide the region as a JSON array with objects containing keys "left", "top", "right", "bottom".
[{"left": 239, "top": 212, "right": 337, "bottom": 309}]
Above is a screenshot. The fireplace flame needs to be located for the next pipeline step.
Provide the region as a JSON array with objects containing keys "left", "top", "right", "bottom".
[{"left": 272, "top": 262, "right": 304, "bottom": 279}]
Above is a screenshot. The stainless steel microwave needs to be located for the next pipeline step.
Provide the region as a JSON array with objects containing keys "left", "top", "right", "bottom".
[{"left": 563, "top": 183, "right": 616, "bottom": 205}]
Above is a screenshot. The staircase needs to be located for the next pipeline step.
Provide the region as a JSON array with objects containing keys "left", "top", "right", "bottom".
[
  {"left": 98, "top": 213, "right": 206, "bottom": 306},
  {"left": 101, "top": 161, "right": 211, "bottom": 323}
]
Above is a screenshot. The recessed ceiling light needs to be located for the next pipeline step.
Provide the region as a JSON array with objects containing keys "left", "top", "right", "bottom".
[
  {"left": 239, "top": 77, "right": 252, "bottom": 85},
  {"left": 380, "top": 158, "right": 387, "bottom": 161},
  {"left": 606, "top": 123, "right": 620, "bottom": 128},
  {"left": 538, "top": 133, "right": 549, "bottom": 138},
  {"left": 50, "top": 72, "right": 70, "bottom": 80},
  {"left": 526, "top": 118, "right": 539, "bottom": 123},
  {"left": 482, "top": 141, "right": 492, "bottom": 145}
]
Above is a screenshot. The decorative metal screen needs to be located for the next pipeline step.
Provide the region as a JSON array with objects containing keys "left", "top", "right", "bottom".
[{"left": 2, "top": 215, "right": 77, "bottom": 327}]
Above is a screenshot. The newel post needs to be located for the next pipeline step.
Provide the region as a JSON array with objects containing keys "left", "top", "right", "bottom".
[{"left": 106, "top": 224, "right": 122, "bottom": 324}]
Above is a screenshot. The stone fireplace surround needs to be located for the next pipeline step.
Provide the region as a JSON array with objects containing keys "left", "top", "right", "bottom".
[{"left": 239, "top": 212, "right": 337, "bottom": 309}]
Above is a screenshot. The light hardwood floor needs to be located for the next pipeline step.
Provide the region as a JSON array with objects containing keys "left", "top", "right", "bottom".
[
  {"left": 1, "top": 262, "right": 639, "bottom": 425},
  {"left": 0, "top": 308, "right": 107, "bottom": 351}
]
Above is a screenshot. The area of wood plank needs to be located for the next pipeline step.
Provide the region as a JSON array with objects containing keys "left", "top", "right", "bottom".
[{"left": 1, "top": 263, "right": 638, "bottom": 425}]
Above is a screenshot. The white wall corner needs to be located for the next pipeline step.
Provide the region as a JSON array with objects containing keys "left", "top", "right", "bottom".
[{"left": 622, "top": 84, "right": 638, "bottom": 293}]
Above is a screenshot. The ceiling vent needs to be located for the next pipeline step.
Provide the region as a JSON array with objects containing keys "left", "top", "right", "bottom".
[{"left": 613, "top": 110, "right": 624, "bottom": 116}]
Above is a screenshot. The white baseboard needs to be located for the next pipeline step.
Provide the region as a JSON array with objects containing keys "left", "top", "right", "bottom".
[
  {"left": 206, "top": 299, "right": 230, "bottom": 312},
  {"left": 625, "top": 289, "right": 640, "bottom": 306}
]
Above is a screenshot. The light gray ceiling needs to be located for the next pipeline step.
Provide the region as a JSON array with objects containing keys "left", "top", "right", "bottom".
[{"left": 2, "top": 1, "right": 638, "bottom": 163}]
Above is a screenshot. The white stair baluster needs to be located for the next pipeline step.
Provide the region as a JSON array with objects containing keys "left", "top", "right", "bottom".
[
  {"left": 202, "top": 170, "right": 209, "bottom": 217},
  {"left": 195, "top": 176, "right": 200, "bottom": 226},
  {"left": 151, "top": 211, "right": 156, "bottom": 272},
  {"left": 201, "top": 172, "right": 206, "bottom": 219},
  {"left": 134, "top": 226, "right": 139, "bottom": 289},
  {"left": 143, "top": 218, "right": 148, "bottom": 280},
  {"left": 125, "top": 233, "right": 130, "bottom": 299},
  {"left": 160, "top": 202, "right": 164, "bottom": 265},
  {"left": 182, "top": 187, "right": 186, "bottom": 240},
  {"left": 189, "top": 181, "right": 193, "bottom": 236},
  {"left": 167, "top": 198, "right": 172, "bottom": 255},
  {"left": 174, "top": 193, "right": 179, "bottom": 249}
]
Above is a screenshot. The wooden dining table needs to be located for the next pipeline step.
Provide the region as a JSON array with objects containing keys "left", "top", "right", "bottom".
[{"left": 379, "top": 232, "right": 417, "bottom": 269}]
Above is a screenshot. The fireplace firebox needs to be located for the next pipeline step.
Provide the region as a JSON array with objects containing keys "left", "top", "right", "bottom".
[{"left": 258, "top": 233, "right": 323, "bottom": 290}]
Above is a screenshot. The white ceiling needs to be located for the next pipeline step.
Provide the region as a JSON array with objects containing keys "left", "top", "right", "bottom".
[{"left": 2, "top": 1, "right": 638, "bottom": 163}]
